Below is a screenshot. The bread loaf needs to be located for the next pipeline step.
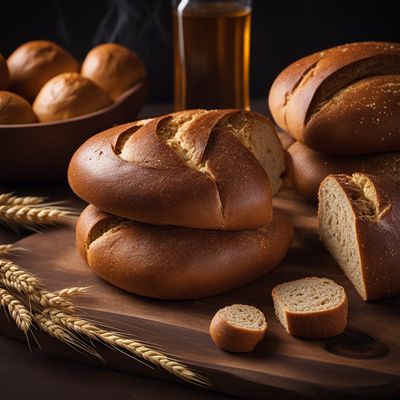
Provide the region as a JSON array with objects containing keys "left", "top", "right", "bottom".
[
  {"left": 318, "top": 173, "right": 400, "bottom": 301},
  {"left": 81, "top": 43, "right": 146, "bottom": 100},
  {"left": 69, "top": 109, "right": 285, "bottom": 230},
  {"left": 288, "top": 141, "right": 400, "bottom": 201},
  {"left": 76, "top": 204, "right": 294, "bottom": 300},
  {"left": 7, "top": 40, "right": 79, "bottom": 102},
  {"left": 272, "top": 277, "right": 348, "bottom": 338},
  {"left": 269, "top": 42, "right": 400, "bottom": 155},
  {"left": 0, "top": 54, "right": 9, "bottom": 90},
  {"left": 33, "top": 72, "right": 113, "bottom": 122},
  {"left": 0, "top": 91, "right": 37, "bottom": 124},
  {"left": 209, "top": 305, "right": 267, "bottom": 352}
]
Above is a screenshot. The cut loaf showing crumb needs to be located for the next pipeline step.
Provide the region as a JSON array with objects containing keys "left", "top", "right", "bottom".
[
  {"left": 209, "top": 304, "right": 267, "bottom": 352},
  {"left": 318, "top": 173, "right": 400, "bottom": 301},
  {"left": 272, "top": 277, "right": 348, "bottom": 339}
]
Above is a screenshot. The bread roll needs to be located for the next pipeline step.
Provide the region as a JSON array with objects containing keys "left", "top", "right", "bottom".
[
  {"left": 209, "top": 305, "right": 267, "bottom": 352},
  {"left": 33, "top": 72, "right": 113, "bottom": 122},
  {"left": 7, "top": 40, "right": 79, "bottom": 102},
  {"left": 0, "top": 54, "right": 9, "bottom": 90},
  {"left": 288, "top": 141, "right": 400, "bottom": 201},
  {"left": 319, "top": 173, "right": 400, "bottom": 301},
  {"left": 0, "top": 91, "right": 37, "bottom": 124},
  {"left": 81, "top": 43, "right": 146, "bottom": 100},
  {"left": 76, "top": 204, "right": 294, "bottom": 300},
  {"left": 269, "top": 42, "right": 400, "bottom": 155},
  {"left": 69, "top": 110, "right": 285, "bottom": 230},
  {"left": 272, "top": 277, "right": 348, "bottom": 338}
]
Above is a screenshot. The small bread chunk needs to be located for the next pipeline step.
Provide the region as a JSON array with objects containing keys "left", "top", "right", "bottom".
[
  {"left": 209, "top": 304, "right": 267, "bottom": 352},
  {"left": 272, "top": 277, "right": 348, "bottom": 339}
]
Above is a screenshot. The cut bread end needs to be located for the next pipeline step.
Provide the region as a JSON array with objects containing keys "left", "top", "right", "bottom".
[
  {"left": 209, "top": 304, "right": 267, "bottom": 352},
  {"left": 318, "top": 173, "right": 388, "bottom": 300},
  {"left": 272, "top": 277, "right": 348, "bottom": 338}
]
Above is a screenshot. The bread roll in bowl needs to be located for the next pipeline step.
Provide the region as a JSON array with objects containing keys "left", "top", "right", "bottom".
[
  {"left": 7, "top": 40, "right": 79, "bottom": 102},
  {"left": 0, "top": 91, "right": 37, "bottom": 124},
  {"left": 269, "top": 41, "right": 400, "bottom": 155},
  {"left": 69, "top": 109, "right": 285, "bottom": 230},
  {"left": 76, "top": 205, "right": 294, "bottom": 300},
  {"left": 81, "top": 43, "right": 146, "bottom": 100},
  {"left": 0, "top": 54, "right": 9, "bottom": 90},
  {"left": 33, "top": 72, "right": 113, "bottom": 122}
]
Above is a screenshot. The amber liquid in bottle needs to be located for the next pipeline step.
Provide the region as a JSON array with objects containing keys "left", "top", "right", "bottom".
[{"left": 173, "top": 2, "right": 251, "bottom": 110}]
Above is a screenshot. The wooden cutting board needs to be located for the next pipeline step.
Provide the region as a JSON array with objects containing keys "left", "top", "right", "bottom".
[{"left": 1, "top": 189, "right": 399, "bottom": 400}]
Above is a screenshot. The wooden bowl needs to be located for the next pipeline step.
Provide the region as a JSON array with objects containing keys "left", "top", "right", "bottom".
[{"left": 0, "top": 80, "right": 147, "bottom": 182}]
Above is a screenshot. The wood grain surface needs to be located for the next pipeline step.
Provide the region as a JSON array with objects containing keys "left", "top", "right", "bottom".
[{"left": 0, "top": 189, "right": 399, "bottom": 400}]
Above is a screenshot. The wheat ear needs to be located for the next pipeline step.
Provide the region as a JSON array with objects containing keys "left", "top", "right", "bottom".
[
  {"left": 0, "top": 204, "right": 78, "bottom": 231},
  {"left": 45, "top": 309, "right": 208, "bottom": 385},
  {"left": 0, "top": 287, "right": 32, "bottom": 333},
  {"left": 0, "top": 193, "right": 45, "bottom": 206},
  {"left": 0, "top": 244, "right": 14, "bottom": 255},
  {"left": 54, "top": 287, "right": 90, "bottom": 298},
  {"left": 0, "top": 259, "right": 40, "bottom": 293}
]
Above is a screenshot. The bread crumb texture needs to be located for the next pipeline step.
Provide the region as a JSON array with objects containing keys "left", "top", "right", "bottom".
[{"left": 216, "top": 304, "right": 266, "bottom": 330}]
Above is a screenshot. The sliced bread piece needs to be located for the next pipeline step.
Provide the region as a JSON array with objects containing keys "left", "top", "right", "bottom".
[
  {"left": 272, "top": 277, "right": 348, "bottom": 339},
  {"left": 318, "top": 173, "right": 400, "bottom": 301},
  {"left": 209, "top": 304, "right": 267, "bottom": 352}
]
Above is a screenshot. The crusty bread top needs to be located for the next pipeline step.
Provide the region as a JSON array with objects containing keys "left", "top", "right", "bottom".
[
  {"left": 272, "top": 277, "right": 346, "bottom": 314},
  {"left": 33, "top": 72, "right": 113, "bottom": 122},
  {"left": 69, "top": 109, "right": 285, "bottom": 230},
  {"left": 7, "top": 40, "right": 79, "bottom": 102},
  {"left": 215, "top": 305, "right": 267, "bottom": 331},
  {"left": 269, "top": 41, "right": 400, "bottom": 153},
  {"left": 81, "top": 43, "right": 146, "bottom": 100}
]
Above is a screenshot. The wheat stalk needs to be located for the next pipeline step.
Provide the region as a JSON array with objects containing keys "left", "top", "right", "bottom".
[
  {"left": 0, "top": 259, "right": 40, "bottom": 293},
  {"left": 45, "top": 309, "right": 207, "bottom": 385},
  {"left": 0, "top": 204, "right": 78, "bottom": 231},
  {"left": 0, "top": 244, "right": 14, "bottom": 255},
  {"left": 54, "top": 287, "right": 89, "bottom": 298},
  {"left": 0, "top": 287, "right": 32, "bottom": 333},
  {"left": 0, "top": 193, "right": 45, "bottom": 206}
]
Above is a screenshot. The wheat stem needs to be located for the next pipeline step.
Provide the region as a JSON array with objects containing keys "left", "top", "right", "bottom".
[
  {"left": 0, "top": 287, "right": 32, "bottom": 333},
  {"left": 45, "top": 309, "right": 206, "bottom": 384}
]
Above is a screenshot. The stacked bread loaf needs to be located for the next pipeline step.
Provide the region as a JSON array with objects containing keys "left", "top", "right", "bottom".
[
  {"left": 68, "top": 109, "right": 294, "bottom": 300},
  {"left": 268, "top": 41, "right": 400, "bottom": 201}
]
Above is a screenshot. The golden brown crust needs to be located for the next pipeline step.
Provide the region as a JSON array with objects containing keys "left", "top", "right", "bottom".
[
  {"left": 269, "top": 42, "right": 400, "bottom": 155},
  {"left": 68, "top": 110, "right": 281, "bottom": 230},
  {"left": 7, "top": 40, "right": 79, "bottom": 102},
  {"left": 0, "top": 91, "right": 37, "bottom": 124},
  {"left": 33, "top": 72, "right": 113, "bottom": 122},
  {"left": 288, "top": 141, "right": 400, "bottom": 201},
  {"left": 320, "top": 173, "right": 400, "bottom": 301},
  {"left": 0, "top": 54, "right": 10, "bottom": 90},
  {"left": 76, "top": 204, "right": 294, "bottom": 300},
  {"left": 209, "top": 313, "right": 267, "bottom": 352},
  {"left": 81, "top": 43, "right": 146, "bottom": 100},
  {"left": 284, "top": 297, "right": 348, "bottom": 339}
]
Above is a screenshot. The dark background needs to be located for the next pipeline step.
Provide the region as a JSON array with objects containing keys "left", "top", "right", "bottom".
[{"left": 0, "top": 0, "right": 399, "bottom": 102}]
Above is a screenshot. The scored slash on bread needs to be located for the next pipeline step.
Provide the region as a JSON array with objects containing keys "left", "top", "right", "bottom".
[
  {"left": 269, "top": 41, "right": 400, "bottom": 155},
  {"left": 318, "top": 173, "right": 400, "bottom": 301},
  {"left": 209, "top": 304, "right": 267, "bottom": 352},
  {"left": 69, "top": 109, "right": 285, "bottom": 230},
  {"left": 272, "top": 277, "right": 348, "bottom": 339}
]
